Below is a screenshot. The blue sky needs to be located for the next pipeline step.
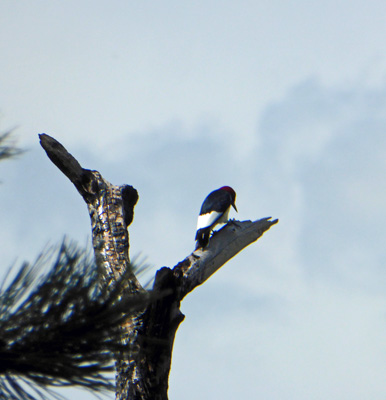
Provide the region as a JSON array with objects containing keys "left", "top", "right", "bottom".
[{"left": 1, "top": 1, "right": 385, "bottom": 399}]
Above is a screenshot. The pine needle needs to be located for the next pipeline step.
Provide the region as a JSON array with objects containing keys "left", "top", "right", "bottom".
[{"left": 0, "top": 241, "right": 150, "bottom": 399}]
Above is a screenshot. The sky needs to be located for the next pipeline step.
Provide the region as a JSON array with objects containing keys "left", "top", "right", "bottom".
[{"left": 1, "top": 1, "right": 386, "bottom": 399}]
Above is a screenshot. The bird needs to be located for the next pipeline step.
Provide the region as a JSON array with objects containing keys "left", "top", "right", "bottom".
[{"left": 195, "top": 186, "right": 237, "bottom": 249}]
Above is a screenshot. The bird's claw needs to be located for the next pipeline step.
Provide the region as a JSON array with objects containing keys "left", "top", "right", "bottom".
[{"left": 228, "top": 218, "right": 241, "bottom": 227}]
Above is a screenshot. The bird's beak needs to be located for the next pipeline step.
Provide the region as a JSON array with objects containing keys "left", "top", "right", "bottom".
[{"left": 232, "top": 203, "right": 238, "bottom": 212}]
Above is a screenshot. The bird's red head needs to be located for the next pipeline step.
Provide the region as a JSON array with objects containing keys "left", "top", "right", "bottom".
[{"left": 219, "top": 186, "right": 237, "bottom": 211}]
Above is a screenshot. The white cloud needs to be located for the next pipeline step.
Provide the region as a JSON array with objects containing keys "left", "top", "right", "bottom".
[
  {"left": 2, "top": 0, "right": 386, "bottom": 153},
  {"left": 1, "top": 76, "right": 386, "bottom": 400},
  {"left": 175, "top": 78, "right": 386, "bottom": 400},
  {"left": 1, "top": 1, "right": 386, "bottom": 398}
]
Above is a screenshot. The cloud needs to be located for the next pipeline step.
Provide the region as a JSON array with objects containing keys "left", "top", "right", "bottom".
[
  {"left": 251, "top": 78, "right": 386, "bottom": 285},
  {"left": 1, "top": 1, "right": 386, "bottom": 398},
  {"left": 1, "top": 77, "right": 386, "bottom": 400},
  {"left": 169, "top": 78, "right": 386, "bottom": 400}
]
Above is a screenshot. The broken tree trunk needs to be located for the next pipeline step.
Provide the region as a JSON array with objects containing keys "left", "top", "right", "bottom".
[{"left": 39, "top": 133, "right": 278, "bottom": 400}]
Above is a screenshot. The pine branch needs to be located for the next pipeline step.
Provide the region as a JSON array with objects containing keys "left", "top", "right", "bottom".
[
  {"left": 0, "top": 131, "right": 25, "bottom": 161},
  {"left": 0, "top": 241, "right": 150, "bottom": 400}
]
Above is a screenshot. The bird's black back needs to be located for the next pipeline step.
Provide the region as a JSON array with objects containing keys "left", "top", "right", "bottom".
[{"left": 200, "top": 189, "right": 232, "bottom": 214}]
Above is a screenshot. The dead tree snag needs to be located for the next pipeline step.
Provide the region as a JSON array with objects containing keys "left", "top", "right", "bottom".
[{"left": 39, "top": 133, "right": 278, "bottom": 400}]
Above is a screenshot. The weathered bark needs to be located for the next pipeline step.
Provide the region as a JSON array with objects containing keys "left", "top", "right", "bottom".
[
  {"left": 39, "top": 133, "right": 278, "bottom": 400},
  {"left": 39, "top": 134, "right": 143, "bottom": 397},
  {"left": 174, "top": 218, "right": 277, "bottom": 299}
]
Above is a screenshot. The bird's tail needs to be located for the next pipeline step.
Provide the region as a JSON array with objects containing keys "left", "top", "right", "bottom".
[{"left": 195, "top": 230, "right": 210, "bottom": 249}]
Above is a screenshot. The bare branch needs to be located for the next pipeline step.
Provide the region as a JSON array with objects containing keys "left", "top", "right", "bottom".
[
  {"left": 39, "top": 133, "right": 84, "bottom": 186},
  {"left": 174, "top": 218, "right": 278, "bottom": 299},
  {"left": 39, "top": 134, "right": 144, "bottom": 399},
  {"left": 39, "top": 133, "right": 140, "bottom": 286}
]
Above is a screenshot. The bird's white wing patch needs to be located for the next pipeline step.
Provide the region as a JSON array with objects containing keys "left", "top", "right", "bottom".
[{"left": 196, "top": 211, "right": 222, "bottom": 230}]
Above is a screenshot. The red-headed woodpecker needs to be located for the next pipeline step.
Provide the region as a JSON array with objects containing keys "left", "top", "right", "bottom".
[{"left": 195, "top": 186, "right": 237, "bottom": 249}]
